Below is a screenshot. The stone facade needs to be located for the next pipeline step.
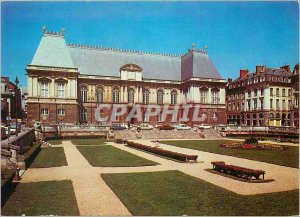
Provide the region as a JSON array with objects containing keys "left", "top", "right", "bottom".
[
  {"left": 26, "top": 28, "right": 226, "bottom": 126},
  {"left": 227, "top": 65, "right": 298, "bottom": 128}
]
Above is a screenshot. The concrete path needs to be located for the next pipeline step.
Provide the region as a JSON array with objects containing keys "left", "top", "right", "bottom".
[
  {"left": 21, "top": 141, "right": 131, "bottom": 216},
  {"left": 20, "top": 139, "right": 299, "bottom": 215}
]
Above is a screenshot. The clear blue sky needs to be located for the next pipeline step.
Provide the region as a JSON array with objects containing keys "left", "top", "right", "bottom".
[{"left": 1, "top": 1, "right": 299, "bottom": 87}]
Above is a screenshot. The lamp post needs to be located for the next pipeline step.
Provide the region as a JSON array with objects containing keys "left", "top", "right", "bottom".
[{"left": 15, "top": 76, "right": 19, "bottom": 136}]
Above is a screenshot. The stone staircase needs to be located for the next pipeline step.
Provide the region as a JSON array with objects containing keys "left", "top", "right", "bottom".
[
  {"left": 202, "top": 129, "right": 223, "bottom": 139},
  {"left": 114, "top": 130, "right": 138, "bottom": 140}
]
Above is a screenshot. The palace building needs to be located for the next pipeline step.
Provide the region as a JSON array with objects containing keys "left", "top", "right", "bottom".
[{"left": 26, "top": 27, "right": 227, "bottom": 125}]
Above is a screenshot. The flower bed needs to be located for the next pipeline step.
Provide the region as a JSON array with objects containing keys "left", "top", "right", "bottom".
[
  {"left": 126, "top": 141, "right": 198, "bottom": 162},
  {"left": 219, "top": 141, "right": 285, "bottom": 151}
]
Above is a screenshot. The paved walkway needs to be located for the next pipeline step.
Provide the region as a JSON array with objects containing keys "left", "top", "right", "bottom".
[
  {"left": 20, "top": 139, "right": 299, "bottom": 215},
  {"left": 21, "top": 141, "right": 131, "bottom": 216}
]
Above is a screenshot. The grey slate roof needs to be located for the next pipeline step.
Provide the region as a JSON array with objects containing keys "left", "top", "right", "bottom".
[
  {"left": 68, "top": 45, "right": 181, "bottom": 80},
  {"left": 30, "top": 33, "right": 222, "bottom": 81},
  {"left": 31, "top": 34, "right": 75, "bottom": 68}
]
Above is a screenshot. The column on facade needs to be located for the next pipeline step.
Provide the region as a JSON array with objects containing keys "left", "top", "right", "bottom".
[
  {"left": 139, "top": 86, "right": 143, "bottom": 103},
  {"left": 124, "top": 86, "right": 128, "bottom": 103},
  {"left": 208, "top": 88, "right": 212, "bottom": 104},
  {"left": 50, "top": 78, "right": 55, "bottom": 97},
  {"left": 120, "top": 85, "right": 124, "bottom": 102}
]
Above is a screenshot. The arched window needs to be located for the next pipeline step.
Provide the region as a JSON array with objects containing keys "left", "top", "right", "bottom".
[
  {"left": 213, "top": 112, "right": 217, "bottom": 118},
  {"left": 276, "top": 88, "right": 280, "bottom": 97},
  {"left": 157, "top": 90, "right": 164, "bottom": 105},
  {"left": 259, "top": 113, "right": 264, "bottom": 119},
  {"left": 282, "top": 88, "right": 286, "bottom": 97},
  {"left": 41, "top": 81, "right": 49, "bottom": 97},
  {"left": 57, "top": 82, "right": 65, "bottom": 98},
  {"left": 80, "top": 87, "right": 88, "bottom": 102},
  {"left": 246, "top": 114, "right": 250, "bottom": 119},
  {"left": 128, "top": 88, "right": 135, "bottom": 103},
  {"left": 57, "top": 108, "right": 65, "bottom": 116},
  {"left": 96, "top": 88, "right": 104, "bottom": 103},
  {"left": 269, "top": 113, "right": 274, "bottom": 119},
  {"left": 112, "top": 88, "right": 120, "bottom": 103},
  {"left": 170, "top": 90, "right": 177, "bottom": 105},
  {"left": 143, "top": 89, "right": 150, "bottom": 104},
  {"left": 41, "top": 108, "right": 49, "bottom": 116},
  {"left": 253, "top": 114, "right": 257, "bottom": 119},
  {"left": 275, "top": 113, "right": 281, "bottom": 119}
]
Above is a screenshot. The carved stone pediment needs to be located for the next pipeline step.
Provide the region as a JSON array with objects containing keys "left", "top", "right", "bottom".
[{"left": 120, "top": 64, "right": 143, "bottom": 72}]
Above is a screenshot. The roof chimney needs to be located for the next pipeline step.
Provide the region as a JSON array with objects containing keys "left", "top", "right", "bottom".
[
  {"left": 239, "top": 69, "right": 248, "bottom": 78},
  {"left": 280, "top": 64, "right": 290, "bottom": 73},
  {"left": 256, "top": 65, "right": 265, "bottom": 74}
]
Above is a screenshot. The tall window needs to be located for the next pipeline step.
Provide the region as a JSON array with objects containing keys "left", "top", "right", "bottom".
[
  {"left": 260, "top": 88, "right": 264, "bottom": 96},
  {"left": 270, "top": 99, "right": 273, "bottom": 109},
  {"left": 128, "top": 89, "right": 135, "bottom": 104},
  {"left": 41, "top": 108, "right": 49, "bottom": 115},
  {"left": 276, "top": 88, "right": 280, "bottom": 97},
  {"left": 80, "top": 109, "right": 87, "bottom": 121},
  {"left": 112, "top": 88, "right": 120, "bottom": 103},
  {"left": 282, "top": 89, "right": 286, "bottom": 97},
  {"left": 211, "top": 90, "right": 220, "bottom": 104},
  {"left": 80, "top": 87, "right": 88, "bottom": 102},
  {"left": 200, "top": 89, "right": 208, "bottom": 103},
  {"left": 41, "top": 81, "right": 49, "bottom": 97},
  {"left": 212, "top": 112, "right": 217, "bottom": 118},
  {"left": 157, "top": 90, "right": 164, "bottom": 105},
  {"left": 276, "top": 99, "right": 280, "bottom": 109},
  {"left": 253, "top": 99, "right": 257, "bottom": 110},
  {"left": 57, "top": 82, "right": 65, "bottom": 98},
  {"left": 288, "top": 89, "right": 291, "bottom": 96},
  {"left": 170, "top": 90, "right": 177, "bottom": 105},
  {"left": 260, "top": 98, "right": 264, "bottom": 110},
  {"left": 96, "top": 88, "right": 104, "bottom": 103},
  {"left": 247, "top": 100, "right": 251, "bottom": 110},
  {"left": 282, "top": 100, "right": 286, "bottom": 110},
  {"left": 143, "top": 90, "right": 150, "bottom": 104},
  {"left": 254, "top": 89, "right": 257, "bottom": 96},
  {"left": 270, "top": 88, "right": 273, "bottom": 96}
]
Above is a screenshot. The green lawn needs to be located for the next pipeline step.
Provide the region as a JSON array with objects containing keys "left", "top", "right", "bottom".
[
  {"left": 1, "top": 180, "right": 80, "bottom": 216},
  {"left": 76, "top": 145, "right": 158, "bottom": 167},
  {"left": 30, "top": 147, "right": 68, "bottom": 168},
  {"left": 71, "top": 138, "right": 109, "bottom": 146},
  {"left": 46, "top": 139, "right": 62, "bottom": 145},
  {"left": 102, "top": 170, "right": 299, "bottom": 216},
  {"left": 160, "top": 140, "right": 299, "bottom": 168}
]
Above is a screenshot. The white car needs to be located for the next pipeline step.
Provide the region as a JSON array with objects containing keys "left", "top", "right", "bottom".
[
  {"left": 119, "top": 123, "right": 129, "bottom": 129},
  {"left": 174, "top": 124, "right": 191, "bottom": 130},
  {"left": 139, "top": 124, "right": 154, "bottom": 130},
  {"left": 198, "top": 124, "right": 212, "bottom": 129}
]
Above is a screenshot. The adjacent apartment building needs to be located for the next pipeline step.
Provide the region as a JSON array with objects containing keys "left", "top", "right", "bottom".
[
  {"left": 227, "top": 64, "right": 299, "bottom": 128},
  {"left": 26, "top": 27, "right": 227, "bottom": 125}
]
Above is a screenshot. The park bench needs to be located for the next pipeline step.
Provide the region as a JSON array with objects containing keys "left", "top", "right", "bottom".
[{"left": 211, "top": 161, "right": 265, "bottom": 180}]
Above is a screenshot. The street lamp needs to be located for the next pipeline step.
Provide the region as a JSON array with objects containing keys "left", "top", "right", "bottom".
[{"left": 15, "top": 76, "right": 19, "bottom": 136}]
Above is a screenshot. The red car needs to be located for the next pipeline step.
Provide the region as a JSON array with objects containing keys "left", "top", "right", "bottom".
[{"left": 157, "top": 124, "right": 174, "bottom": 130}]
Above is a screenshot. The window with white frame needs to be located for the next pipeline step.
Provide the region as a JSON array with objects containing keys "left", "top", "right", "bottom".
[
  {"left": 80, "top": 109, "right": 87, "bottom": 121},
  {"left": 211, "top": 90, "right": 220, "bottom": 104},
  {"left": 57, "top": 108, "right": 65, "bottom": 116},
  {"left": 128, "top": 88, "right": 135, "bottom": 103},
  {"left": 212, "top": 112, "right": 217, "bottom": 118},
  {"left": 112, "top": 88, "right": 120, "bottom": 103},
  {"left": 96, "top": 88, "right": 104, "bottom": 103},
  {"left": 80, "top": 87, "right": 88, "bottom": 102},
  {"left": 200, "top": 89, "right": 208, "bottom": 103},
  {"left": 57, "top": 82, "right": 65, "bottom": 98},
  {"left": 143, "top": 90, "right": 150, "bottom": 104},
  {"left": 282, "top": 100, "right": 286, "bottom": 110},
  {"left": 170, "top": 90, "right": 177, "bottom": 105},
  {"left": 41, "top": 81, "right": 49, "bottom": 97},
  {"left": 41, "top": 108, "right": 49, "bottom": 115},
  {"left": 157, "top": 90, "right": 164, "bottom": 105}
]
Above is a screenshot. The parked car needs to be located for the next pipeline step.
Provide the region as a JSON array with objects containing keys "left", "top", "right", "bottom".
[
  {"left": 5, "top": 123, "right": 21, "bottom": 135},
  {"left": 139, "top": 124, "right": 154, "bottom": 130},
  {"left": 119, "top": 123, "right": 129, "bottom": 129},
  {"left": 111, "top": 124, "right": 127, "bottom": 131},
  {"left": 157, "top": 124, "right": 174, "bottom": 130},
  {"left": 198, "top": 124, "right": 212, "bottom": 129},
  {"left": 174, "top": 124, "right": 191, "bottom": 130}
]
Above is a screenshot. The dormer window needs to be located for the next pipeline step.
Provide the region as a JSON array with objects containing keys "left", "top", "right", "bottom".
[{"left": 120, "top": 64, "right": 143, "bottom": 81}]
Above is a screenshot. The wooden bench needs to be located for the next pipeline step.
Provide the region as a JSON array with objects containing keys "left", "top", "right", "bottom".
[{"left": 211, "top": 161, "right": 265, "bottom": 180}]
